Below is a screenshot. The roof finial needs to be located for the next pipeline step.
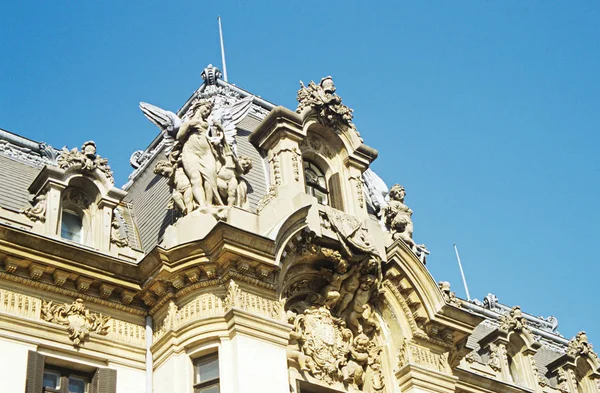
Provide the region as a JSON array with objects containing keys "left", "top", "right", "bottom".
[{"left": 201, "top": 64, "right": 222, "bottom": 85}]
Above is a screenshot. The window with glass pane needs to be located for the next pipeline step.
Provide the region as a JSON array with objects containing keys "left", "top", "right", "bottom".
[
  {"left": 304, "top": 161, "right": 328, "bottom": 205},
  {"left": 43, "top": 368, "right": 89, "bottom": 393},
  {"left": 61, "top": 211, "right": 83, "bottom": 243},
  {"left": 193, "top": 353, "right": 219, "bottom": 393}
]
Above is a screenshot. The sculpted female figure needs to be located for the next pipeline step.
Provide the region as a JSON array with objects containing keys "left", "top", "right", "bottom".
[{"left": 176, "top": 100, "right": 224, "bottom": 207}]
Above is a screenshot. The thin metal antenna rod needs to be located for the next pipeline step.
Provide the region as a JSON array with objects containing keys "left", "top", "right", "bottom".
[
  {"left": 453, "top": 243, "right": 471, "bottom": 301},
  {"left": 217, "top": 16, "right": 228, "bottom": 82}
]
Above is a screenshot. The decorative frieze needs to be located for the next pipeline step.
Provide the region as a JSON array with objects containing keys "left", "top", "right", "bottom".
[
  {"left": 153, "top": 282, "right": 283, "bottom": 341},
  {"left": 0, "top": 287, "right": 41, "bottom": 320},
  {"left": 398, "top": 338, "right": 451, "bottom": 374},
  {"left": 41, "top": 298, "right": 110, "bottom": 347},
  {"left": 106, "top": 318, "right": 145, "bottom": 346}
]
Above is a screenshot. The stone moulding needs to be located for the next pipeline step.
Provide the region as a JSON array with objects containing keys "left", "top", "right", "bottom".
[{"left": 41, "top": 298, "right": 110, "bottom": 347}]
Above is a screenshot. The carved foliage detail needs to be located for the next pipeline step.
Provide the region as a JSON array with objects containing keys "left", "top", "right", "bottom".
[{"left": 41, "top": 298, "right": 110, "bottom": 346}]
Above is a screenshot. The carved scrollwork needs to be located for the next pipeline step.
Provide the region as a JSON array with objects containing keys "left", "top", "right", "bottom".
[{"left": 41, "top": 298, "right": 110, "bottom": 346}]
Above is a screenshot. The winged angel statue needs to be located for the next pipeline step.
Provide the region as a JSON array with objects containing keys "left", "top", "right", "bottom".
[{"left": 140, "top": 96, "right": 254, "bottom": 215}]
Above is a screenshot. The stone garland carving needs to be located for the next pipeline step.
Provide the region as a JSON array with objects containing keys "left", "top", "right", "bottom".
[
  {"left": 21, "top": 193, "right": 47, "bottom": 222},
  {"left": 438, "top": 281, "right": 461, "bottom": 307},
  {"left": 41, "top": 298, "right": 110, "bottom": 347},
  {"left": 285, "top": 210, "right": 386, "bottom": 392},
  {"left": 110, "top": 218, "right": 129, "bottom": 248},
  {"left": 57, "top": 141, "right": 114, "bottom": 184},
  {"left": 146, "top": 99, "right": 253, "bottom": 217},
  {"left": 349, "top": 176, "right": 365, "bottom": 209},
  {"left": 269, "top": 152, "right": 282, "bottom": 186},
  {"left": 296, "top": 76, "right": 361, "bottom": 140}
]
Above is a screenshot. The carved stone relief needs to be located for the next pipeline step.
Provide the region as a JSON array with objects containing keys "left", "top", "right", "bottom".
[
  {"left": 21, "top": 193, "right": 47, "bottom": 222},
  {"left": 41, "top": 298, "right": 110, "bottom": 346},
  {"left": 282, "top": 222, "right": 386, "bottom": 392},
  {"left": 110, "top": 217, "right": 129, "bottom": 248},
  {"left": 57, "top": 141, "right": 114, "bottom": 184}
]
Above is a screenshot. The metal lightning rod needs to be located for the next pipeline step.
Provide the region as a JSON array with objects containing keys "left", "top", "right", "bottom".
[
  {"left": 217, "top": 16, "right": 228, "bottom": 82},
  {"left": 453, "top": 243, "right": 471, "bottom": 301}
]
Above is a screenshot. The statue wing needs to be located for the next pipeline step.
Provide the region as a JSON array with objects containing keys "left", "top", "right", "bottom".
[
  {"left": 139, "top": 102, "right": 182, "bottom": 139},
  {"left": 363, "top": 168, "right": 389, "bottom": 215},
  {"left": 210, "top": 95, "right": 255, "bottom": 153}
]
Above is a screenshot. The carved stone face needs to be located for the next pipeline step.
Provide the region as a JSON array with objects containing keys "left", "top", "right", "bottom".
[
  {"left": 321, "top": 78, "right": 336, "bottom": 93},
  {"left": 389, "top": 184, "right": 406, "bottom": 202},
  {"left": 360, "top": 275, "right": 375, "bottom": 290},
  {"left": 82, "top": 142, "right": 96, "bottom": 156}
]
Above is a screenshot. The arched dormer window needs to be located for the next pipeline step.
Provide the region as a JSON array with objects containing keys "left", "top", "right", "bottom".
[
  {"left": 61, "top": 188, "right": 93, "bottom": 245},
  {"left": 304, "top": 160, "right": 328, "bottom": 205},
  {"left": 61, "top": 210, "right": 83, "bottom": 242}
]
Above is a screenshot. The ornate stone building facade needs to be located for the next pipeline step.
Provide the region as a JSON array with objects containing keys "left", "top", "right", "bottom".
[{"left": 0, "top": 65, "right": 598, "bottom": 393}]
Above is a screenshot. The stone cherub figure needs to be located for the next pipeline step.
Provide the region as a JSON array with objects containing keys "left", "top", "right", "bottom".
[{"left": 383, "top": 184, "right": 415, "bottom": 247}]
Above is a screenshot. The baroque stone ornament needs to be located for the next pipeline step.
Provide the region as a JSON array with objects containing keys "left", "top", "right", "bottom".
[
  {"left": 57, "top": 141, "right": 114, "bottom": 184},
  {"left": 499, "top": 305, "right": 527, "bottom": 332},
  {"left": 296, "top": 76, "right": 361, "bottom": 139},
  {"left": 21, "top": 193, "right": 47, "bottom": 222},
  {"left": 284, "top": 211, "right": 386, "bottom": 392},
  {"left": 567, "top": 331, "right": 598, "bottom": 360},
  {"left": 143, "top": 96, "right": 254, "bottom": 216},
  {"left": 41, "top": 298, "right": 110, "bottom": 347}
]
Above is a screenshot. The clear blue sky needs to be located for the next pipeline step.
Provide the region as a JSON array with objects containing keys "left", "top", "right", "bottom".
[{"left": 2, "top": 1, "right": 599, "bottom": 343}]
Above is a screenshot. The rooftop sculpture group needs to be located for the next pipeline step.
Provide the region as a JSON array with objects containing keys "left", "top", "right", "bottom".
[{"left": 141, "top": 97, "right": 253, "bottom": 216}]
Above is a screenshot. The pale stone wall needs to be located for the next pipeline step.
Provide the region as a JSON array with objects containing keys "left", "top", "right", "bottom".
[{"left": 0, "top": 338, "right": 34, "bottom": 393}]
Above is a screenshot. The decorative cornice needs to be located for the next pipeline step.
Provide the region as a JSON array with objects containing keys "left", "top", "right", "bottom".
[{"left": 0, "top": 271, "right": 146, "bottom": 316}]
